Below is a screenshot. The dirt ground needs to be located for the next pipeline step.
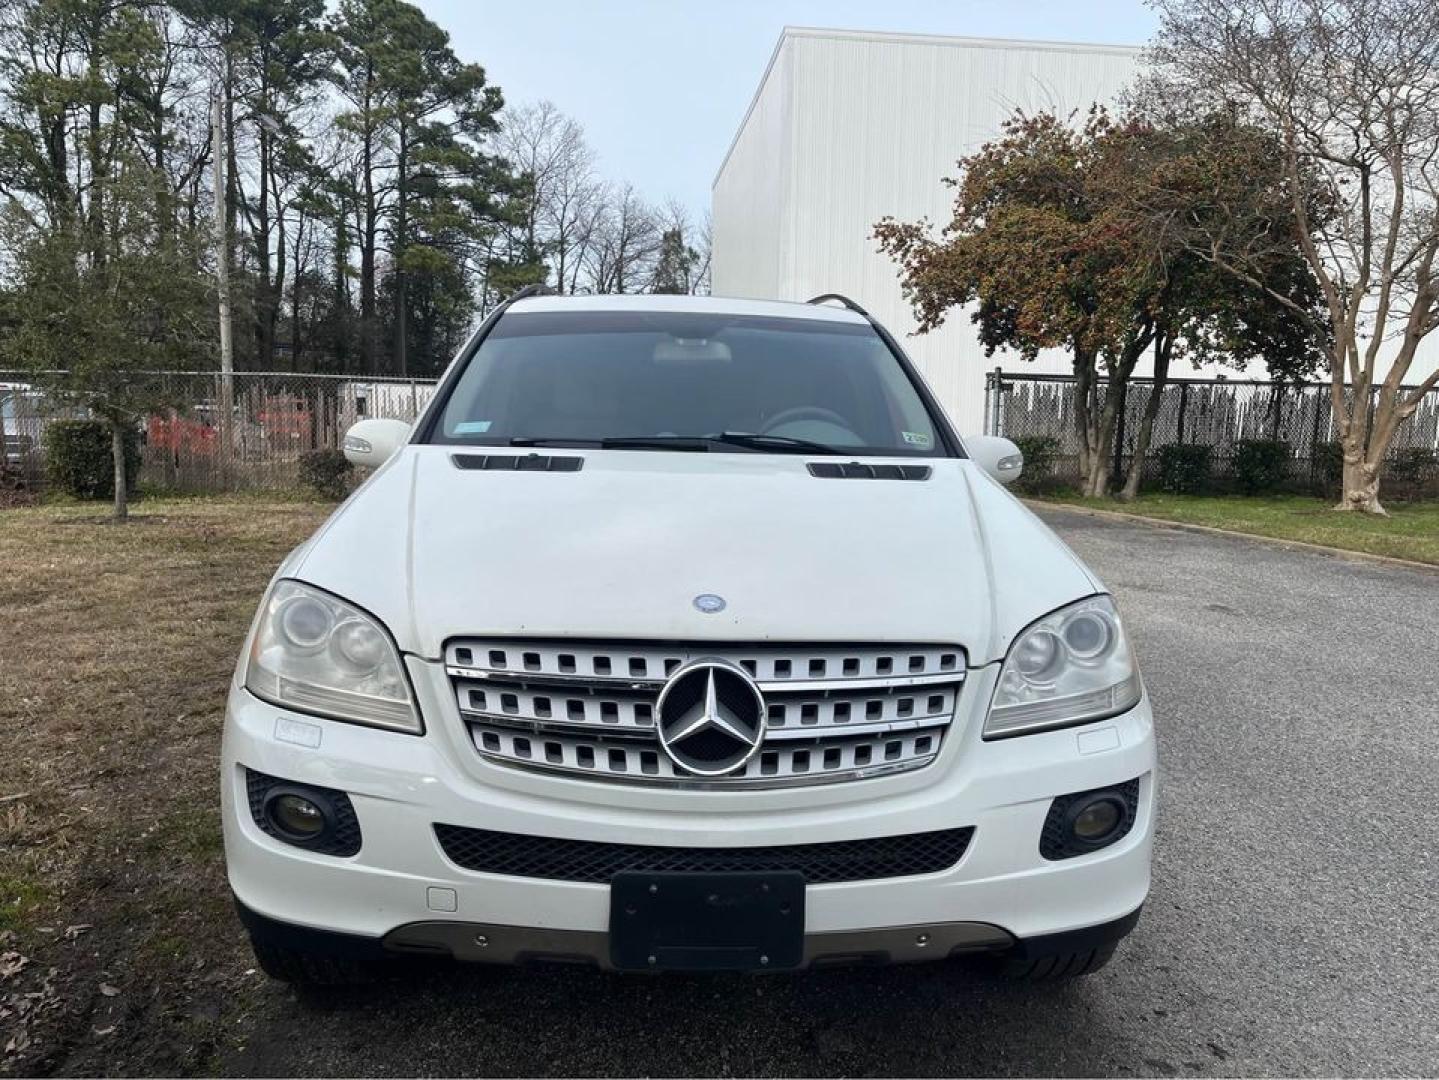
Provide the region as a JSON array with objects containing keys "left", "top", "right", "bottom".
[{"left": 0, "top": 498, "right": 332, "bottom": 1076}]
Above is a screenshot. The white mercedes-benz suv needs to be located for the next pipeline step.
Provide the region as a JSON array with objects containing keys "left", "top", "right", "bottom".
[{"left": 222, "top": 291, "right": 1155, "bottom": 985}]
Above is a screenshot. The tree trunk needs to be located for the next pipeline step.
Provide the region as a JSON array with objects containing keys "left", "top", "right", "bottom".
[
  {"left": 111, "top": 421, "right": 128, "bottom": 522},
  {"left": 1084, "top": 380, "right": 1122, "bottom": 497},
  {"left": 1338, "top": 434, "right": 1385, "bottom": 514},
  {"left": 1072, "top": 349, "right": 1096, "bottom": 483},
  {"left": 1082, "top": 335, "right": 1149, "bottom": 498},
  {"left": 1120, "top": 334, "right": 1172, "bottom": 501},
  {"left": 394, "top": 122, "right": 409, "bottom": 377}
]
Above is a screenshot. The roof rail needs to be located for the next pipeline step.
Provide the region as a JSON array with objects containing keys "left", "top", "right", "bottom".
[
  {"left": 806, "top": 292, "right": 876, "bottom": 321},
  {"left": 506, "top": 282, "right": 555, "bottom": 304}
]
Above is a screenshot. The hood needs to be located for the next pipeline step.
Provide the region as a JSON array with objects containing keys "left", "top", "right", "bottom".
[{"left": 294, "top": 446, "right": 1098, "bottom": 665}]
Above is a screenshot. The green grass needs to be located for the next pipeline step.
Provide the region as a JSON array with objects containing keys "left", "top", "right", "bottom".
[
  {"left": 0, "top": 875, "right": 50, "bottom": 932},
  {"left": 1040, "top": 493, "right": 1439, "bottom": 565}
]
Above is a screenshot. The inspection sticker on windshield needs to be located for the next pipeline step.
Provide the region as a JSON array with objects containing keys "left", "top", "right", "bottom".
[
  {"left": 453, "top": 420, "right": 492, "bottom": 434},
  {"left": 901, "top": 430, "right": 932, "bottom": 447}
]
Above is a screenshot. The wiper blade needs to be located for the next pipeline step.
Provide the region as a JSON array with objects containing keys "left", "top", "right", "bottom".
[
  {"left": 507, "top": 437, "right": 600, "bottom": 447},
  {"left": 710, "top": 431, "right": 844, "bottom": 455},
  {"left": 598, "top": 436, "right": 711, "bottom": 451},
  {"left": 505, "top": 433, "right": 841, "bottom": 454}
]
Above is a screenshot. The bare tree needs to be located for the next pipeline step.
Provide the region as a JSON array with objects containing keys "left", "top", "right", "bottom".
[
  {"left": 1146, "top": 0, "right": 1439, "bottom": 513},
  {"left": 497, "top": 99, "right": 604, "bottom": 293},
  {"left": 585, "top": 183, "right": 662, "bottom": 294},
  {"left": 647, "top": 199, "right": 710, "bottom": 294}
]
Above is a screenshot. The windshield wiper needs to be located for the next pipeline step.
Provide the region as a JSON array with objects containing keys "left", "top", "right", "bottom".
[
  {"left": 599, "top": 436, "right": 711, "bottom": 451},
  {"left": 507, "top": 435, "right": 710, "bottom": 451},
  {"left": 505, "top": 433, "right": 842, "bottom": 454},
  {"left": 710, "top": 431, "right": 844, "bottom": 455},
  {"left": 507, "top": 437, "right": 600, "bottom": 447}
]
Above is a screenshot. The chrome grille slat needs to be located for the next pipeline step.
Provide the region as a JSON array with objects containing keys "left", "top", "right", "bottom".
[
  {"left": 447, "top": 639, "right": 965, "bottom": 788},
  {"left": 445, "top": 642, "right": 963, "bottom": 685},
  {"left": 454, "top": 681, "right": 957, "bottom": 738},
  {"left": 466, "top": 724, "right": 946, "bottom": 790}
]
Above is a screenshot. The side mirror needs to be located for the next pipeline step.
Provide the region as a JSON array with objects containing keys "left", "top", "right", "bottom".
[
  {"left": 965, "top": 435, "right": 1024, "bottom": 486},
  {"left": 343, "top": 417, "right": 411, "bottom": 468}
]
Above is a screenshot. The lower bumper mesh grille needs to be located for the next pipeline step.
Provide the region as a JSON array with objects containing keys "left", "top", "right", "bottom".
[{"left": 433, "top": 824, "right": 974, "bottom": 884}]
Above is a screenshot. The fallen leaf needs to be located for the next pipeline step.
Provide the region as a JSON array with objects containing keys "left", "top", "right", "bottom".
[{"left": 99, "top": 983, "right": 120, "bottom": 997}]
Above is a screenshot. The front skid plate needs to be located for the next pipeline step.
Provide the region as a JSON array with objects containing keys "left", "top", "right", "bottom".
[{"left": 384, "top": 918, "right": 1014, "bottom": 969}]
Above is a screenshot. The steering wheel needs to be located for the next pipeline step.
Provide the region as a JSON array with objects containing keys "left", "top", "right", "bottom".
[{"left": 760, "top": 406, "right": 851, "bottom": 435}]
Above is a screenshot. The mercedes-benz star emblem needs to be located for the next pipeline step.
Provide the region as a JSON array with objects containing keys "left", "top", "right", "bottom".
[{"left": 655, "top": 660, "right": 767, "bottom": 776}]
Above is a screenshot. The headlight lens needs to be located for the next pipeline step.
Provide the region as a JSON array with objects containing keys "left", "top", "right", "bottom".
[
  {"left": 985, "top": 595, "right": 1141, "bottom": 738},
  {"left": 245, "top": 580, "right": 421, "bottom": 733}
]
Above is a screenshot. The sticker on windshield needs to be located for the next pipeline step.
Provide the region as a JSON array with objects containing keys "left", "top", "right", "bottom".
[
  {"left": 453, "top": 420, "right": 492, "bottom": 434},
  {"left": 901, "top": 430, "right": 933, "bottom": 448}
]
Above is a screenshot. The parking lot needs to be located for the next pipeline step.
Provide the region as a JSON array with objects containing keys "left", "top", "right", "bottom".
[{"left": 212, "top": 508, "right": 1437, "bottom": 1077}]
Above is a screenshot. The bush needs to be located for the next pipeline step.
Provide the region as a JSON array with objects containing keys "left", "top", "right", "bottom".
[
  {"left": 0, "top": 462, "right": 36, "bottom": 508},
  {"left": 299, "top": 448, "right": 354, "bottom": 500},
  {"left": 1387, "top": 446, "right": 1438, "bottom": 488},
  {"left": 1231, "top": 439, "right": 1292, "bottom": 495},
  {"left": 1310, "top": 440, "right": 1344, "bottom": 495},
  {"left": 1010, "top": 434, "right": 1062, "bottom": 493},
  {"left": 43, "top": 419, "right": 141, "bottom": 499},
  {"left": 1155, "top": 443, "right": 1213, "bottom": 494}
]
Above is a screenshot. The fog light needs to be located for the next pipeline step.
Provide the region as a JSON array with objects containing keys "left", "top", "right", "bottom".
[
  {"left": 1068, "top": 794, "right": 1125, "bottom": 843},
  {"left": 266, "top": 792, "right": 327, "bottom": 840},
  {"left": 1040, "top": 778, "right": 1140, "bottom": 861}
]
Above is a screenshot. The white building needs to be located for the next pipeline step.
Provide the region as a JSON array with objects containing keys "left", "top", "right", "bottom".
[{"left": 711, "top": 27, "right": 1143, "bottom": 434}]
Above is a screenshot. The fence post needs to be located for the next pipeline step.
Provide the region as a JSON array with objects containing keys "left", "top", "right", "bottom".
[
  {"left": 1177, "top": 382, "right": 1188, "bottom": 444},
  {"left": 983, "top": 370, "right": 993, "bottom": 437}
]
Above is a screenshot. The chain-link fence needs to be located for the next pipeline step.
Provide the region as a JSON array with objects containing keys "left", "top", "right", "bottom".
[
  {"left": 0, "top": 371, "right": 439, "bottom": 493},
  {"left": 984, "top": 369, "right": 1439, "bottom": 497}
]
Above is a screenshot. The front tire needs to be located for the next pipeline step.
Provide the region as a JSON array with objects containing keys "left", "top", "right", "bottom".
[
  {"left": 990, "top": 941, "right": 1117, "bottom": 982},
  {"left": 250, "top": 938, "right": 375, "bottom": 987}
]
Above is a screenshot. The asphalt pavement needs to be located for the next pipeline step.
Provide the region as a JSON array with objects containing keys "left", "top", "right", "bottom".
[{"left": 224, "top": 507, "right": 1439, "bottom": 1077}]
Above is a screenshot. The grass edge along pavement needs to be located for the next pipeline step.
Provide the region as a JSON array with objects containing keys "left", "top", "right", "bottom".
[{"left": 1032, "top": 493, "right": 1439, "bottom": 568}]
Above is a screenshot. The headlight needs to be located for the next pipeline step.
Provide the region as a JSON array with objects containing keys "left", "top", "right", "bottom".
[
  {"left": 245, "top": 580, "right": 421, "bottom": 733},
  {"left": 984, "top": 595, "right": 1141, "bottom": 738}
]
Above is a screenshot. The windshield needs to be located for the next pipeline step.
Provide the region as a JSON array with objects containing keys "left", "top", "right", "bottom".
[{"left": 430, "top": 311, "right": 946, "bottom": 456}]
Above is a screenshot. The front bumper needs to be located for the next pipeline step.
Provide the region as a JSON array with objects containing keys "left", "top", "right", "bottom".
[
  {"left": 222, "top": 657, "right": 1156, "bottom": 964},
  {"left": 236, "top": 897, "right": 1145, "bottom": 970}
]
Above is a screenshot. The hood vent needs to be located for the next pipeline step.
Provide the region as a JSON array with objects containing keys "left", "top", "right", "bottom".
[
  {"left": 452, "top": 453, "right": 583, "bottom": 472},
  {"left": 807, "top": 462, "right": 931, "bottom": 481}
]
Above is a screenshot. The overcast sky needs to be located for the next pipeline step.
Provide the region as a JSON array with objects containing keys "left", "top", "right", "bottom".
[{"left": 421, "top": 1, "right": 1158, "bottom": 221}]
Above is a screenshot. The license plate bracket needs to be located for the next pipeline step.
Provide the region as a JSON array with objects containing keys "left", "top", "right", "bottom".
[{"left": 609, "top": 871, "right": 805, "bottom": 972}]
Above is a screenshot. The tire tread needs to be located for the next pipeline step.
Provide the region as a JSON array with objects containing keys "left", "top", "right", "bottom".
[
  {"left": 251, "top": 939, "right": 375, "bottom": 987},
  {"left": 993, "top": 942, "right": 1117, "bottom": 982}
]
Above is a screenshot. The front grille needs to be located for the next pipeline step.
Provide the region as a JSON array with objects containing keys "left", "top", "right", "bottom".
[
  {"left": 434, "top": 824, "right": 975, "bottom": 883},
  {"left": 446, "top": 640, "right": 966, "bottom": 788}
]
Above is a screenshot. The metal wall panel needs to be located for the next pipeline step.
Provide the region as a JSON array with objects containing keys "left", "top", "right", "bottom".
[
  {"left": 711, "top": 39, "right": 795, "bottom": 303},
  {"left": 714, "top": 27, "right": 1439, "bottom": 434},
  {"left": 782, "top": 32, "right": 1140, "bottom": 431}
]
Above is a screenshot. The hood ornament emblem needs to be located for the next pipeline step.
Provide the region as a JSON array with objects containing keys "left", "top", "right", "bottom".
[
  {"left": 692, "top": 593, "right": 726, "bottom": 614},
  {"left": 655, "top": 660, "right": 767, "bottom": 776}
]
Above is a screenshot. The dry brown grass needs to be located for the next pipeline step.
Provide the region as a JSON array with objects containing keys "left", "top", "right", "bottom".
[{"left": 0, "top": 497, "right": 332, "bottom": 1075}]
